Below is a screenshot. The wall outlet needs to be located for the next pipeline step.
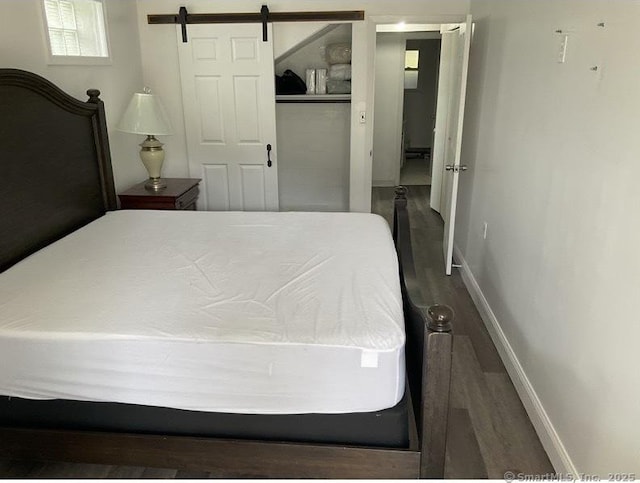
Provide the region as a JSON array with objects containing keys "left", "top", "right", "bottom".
[{"left": 482, "top": 222, "right": 488, "bottom": 239}]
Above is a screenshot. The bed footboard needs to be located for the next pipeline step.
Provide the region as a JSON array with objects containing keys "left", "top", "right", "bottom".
[{"left": 393, "top": 186, "right": 454, "bottom": 478}]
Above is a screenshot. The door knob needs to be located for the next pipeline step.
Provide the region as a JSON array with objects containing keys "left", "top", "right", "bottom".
[
  {"left": 266, "top": 144, "right": 272, "bottom": 167},
  {"left": 445, "top": 165, "right": 469, "bottom": 173}
]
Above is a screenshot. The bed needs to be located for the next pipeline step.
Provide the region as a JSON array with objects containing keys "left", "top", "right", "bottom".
[{"left": 0, "top": 69, "right": 453, "bottom": 478}]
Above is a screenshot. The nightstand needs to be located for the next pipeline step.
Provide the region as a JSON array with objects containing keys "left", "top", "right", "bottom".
[{"left": 118, "top": 178, "right": 201, "bottom": 211}]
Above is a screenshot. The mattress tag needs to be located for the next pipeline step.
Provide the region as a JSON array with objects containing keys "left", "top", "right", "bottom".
[{"left": 360, "top": 350, "right": 379, "bottom": 368}]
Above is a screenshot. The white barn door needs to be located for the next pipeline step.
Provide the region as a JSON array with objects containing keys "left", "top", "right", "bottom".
[
  {"left": 178, "top": 24, "right": 279, "bottom": 211},
  {"left": 441, "top": 15, "right": 472, "bottom": 275}
]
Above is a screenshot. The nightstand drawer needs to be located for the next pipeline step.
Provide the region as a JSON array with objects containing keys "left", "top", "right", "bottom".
[
  {"left": 175, "top": 186, "right": 199, "bottom": 210},
  {"left": 119, "top": 178, "right": 201, "bottom": 211}
]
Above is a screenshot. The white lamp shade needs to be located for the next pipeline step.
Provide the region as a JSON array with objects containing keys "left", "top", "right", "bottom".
[{"left": 117, "top": 92, "right": 173, "bottom": 136}]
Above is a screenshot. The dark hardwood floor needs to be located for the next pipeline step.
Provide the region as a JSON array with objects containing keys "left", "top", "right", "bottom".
[{"left": 0, "top": 186, "right": 553, "bottom": 478}]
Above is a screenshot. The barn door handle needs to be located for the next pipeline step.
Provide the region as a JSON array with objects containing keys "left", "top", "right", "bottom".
[{"left": 266, "top": 144, "right": 272, "bottom": 167}]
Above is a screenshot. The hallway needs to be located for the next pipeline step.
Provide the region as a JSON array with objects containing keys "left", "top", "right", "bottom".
[{"left": 400, "top": 156, "right": 432, "bottom": 186}]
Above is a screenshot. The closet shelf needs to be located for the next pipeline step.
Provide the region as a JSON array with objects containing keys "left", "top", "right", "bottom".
[{"left": 276, "top": 94, "right": 351, "bottom": 103}]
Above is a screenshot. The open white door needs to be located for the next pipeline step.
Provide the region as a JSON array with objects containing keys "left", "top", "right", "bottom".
[
  {"left": 441, "top": 15, "right": 472, "bottom": 275},
  {"left": 430, "top": 30, "right": 454, "bottom": 215},
  {"left": 177, "top": 24, "right": 279, "bottom": 211}
]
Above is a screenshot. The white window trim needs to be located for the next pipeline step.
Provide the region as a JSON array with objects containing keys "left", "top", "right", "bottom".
[{"left": 40, "top": 0, "right": 113, "bottom": 66}]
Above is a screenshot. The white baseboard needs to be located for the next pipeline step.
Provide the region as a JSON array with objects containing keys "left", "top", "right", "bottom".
[{"left": 452, "top": 244, "right": 578, "bottom": 476}]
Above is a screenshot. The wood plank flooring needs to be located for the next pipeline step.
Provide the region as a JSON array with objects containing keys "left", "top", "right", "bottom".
[
  {"left": 0, "top": 186, "right": 553, "bottom": 478},
  {"left": 400, "top": 157, "right": 432, "bottom": 186}
]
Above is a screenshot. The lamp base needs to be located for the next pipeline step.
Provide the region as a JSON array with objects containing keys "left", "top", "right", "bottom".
[
  {"left": 145, "top": 177, "right": 167, "bottom": 191},
  {"left": 139, "top": 135, "right": 167, "bottom": 192}
]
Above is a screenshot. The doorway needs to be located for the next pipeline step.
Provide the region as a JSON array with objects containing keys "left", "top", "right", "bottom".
[
  {"left": 371, "top": 26, "right": 442, "bottom": 189},
  {"left": 273, "top": 22, "right": 353, "bottom": 212},
  {"left": 369, "top": 17, "right": 472, "bottom": 274},
  {"left": 400, "top": 37, "right": 441, "bottom": 187}
]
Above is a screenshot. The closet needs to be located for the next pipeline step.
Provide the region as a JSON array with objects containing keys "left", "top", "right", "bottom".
[{"left": 273, "top": 23, "right": 353, "bottom": 212}]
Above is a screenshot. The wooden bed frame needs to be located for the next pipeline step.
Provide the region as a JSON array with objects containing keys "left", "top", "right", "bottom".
[{"left": 0, "top": 69, "right": 453, "bottom": 479}]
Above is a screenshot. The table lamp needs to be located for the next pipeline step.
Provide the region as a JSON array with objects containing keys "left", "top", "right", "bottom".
[{"left": 117, "top": 88, "right": 173, "bottom": 191}]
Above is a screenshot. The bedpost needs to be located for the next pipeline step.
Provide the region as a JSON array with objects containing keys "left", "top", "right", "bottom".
[
  {"left": 392, "top": 186, "right": 454, "bottom": 479},
  {"left": 420, "top": 304, "right": 454, "bottom": 479},
  {"left": 86, "top": 88, "right": 117, "bottom": 212},
  {"left": 392, "top": 186, "right": 407, "bottom": 244}
]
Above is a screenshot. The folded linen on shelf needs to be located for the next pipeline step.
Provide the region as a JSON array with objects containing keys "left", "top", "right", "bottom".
[
  {"left": 325, "top": 43, "right": 352, "bottom": 64},
  {"left": 329, "top": 64, "right": 352, "bottom": 80},
  {"left": 327, "top": 79, "right": 351, "bottom": 94}
]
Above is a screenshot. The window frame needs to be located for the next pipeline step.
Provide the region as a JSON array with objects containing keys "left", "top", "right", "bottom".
[{"left": 41, "top": 0, "right": 112, "bottom": 66}]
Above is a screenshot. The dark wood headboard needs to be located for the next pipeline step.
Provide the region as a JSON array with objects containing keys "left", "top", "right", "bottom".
[{"left": 0, "top": 69, "right": 116, "bottom": 272}]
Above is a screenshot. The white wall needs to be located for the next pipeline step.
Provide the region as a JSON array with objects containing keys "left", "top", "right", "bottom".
[
  {"left": 0, "top": 0, "right": 145, "bottom": 192},
  {"left": 273, "top": 22, "right": 331, "bottom": 60},
  {"left": 274, "top": 23, "right": 351, "bottom": 76},
  {"left": 135, "top": 0, "right": 470, "bottom": 212},
  {"left": 372, "top": 33, "right": 405, "bottom": 187},
  {"left": 403, "top": 38, "right": 440, "bottom": 149},
  {"left": 277, "top": 103, "right": 350, "bottom": 211},
  {"left": 457, "top": 0, "right": 640, "bottom": 475}
]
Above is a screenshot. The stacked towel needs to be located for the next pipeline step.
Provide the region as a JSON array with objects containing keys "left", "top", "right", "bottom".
[
  {"left": 325, "top": 43, "right": 352, "bottom": 94},
  {"left": 329, "top": 64, "right": 351, "bottom": 81}
]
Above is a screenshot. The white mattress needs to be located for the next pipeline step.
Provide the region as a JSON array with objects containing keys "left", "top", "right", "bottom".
[{"left": 0, "top": 210, "right": 405, "bottom": 414}]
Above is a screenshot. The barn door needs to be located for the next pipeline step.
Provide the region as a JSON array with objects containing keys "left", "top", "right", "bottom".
[
  {"left": 177, "top": 24, "right": 279, "bottom": 211},
  {"left": 441, "top": 15, "right": 472, "bottom": 275}
]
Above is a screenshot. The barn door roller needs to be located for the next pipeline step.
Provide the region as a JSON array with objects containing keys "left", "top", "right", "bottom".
[
  {"left": 178, "top": 6, "right": 188, "bottom": 43},
  {"left": 148, "top": 6, "right": 365, "bottom": 43},
  {"left": 260, "top": 5, "right": 269, "bottom": 42}
]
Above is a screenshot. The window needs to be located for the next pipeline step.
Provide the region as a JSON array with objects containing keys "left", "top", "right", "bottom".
[
  {"left": 404, "top": 49, "right": 419, "bottom": 90},
  {"left": 405, "top": 50, "right": 419, "bottom": 69},
  {"left": 43, "top": 0, "right": 109, "bottom": 62}
]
